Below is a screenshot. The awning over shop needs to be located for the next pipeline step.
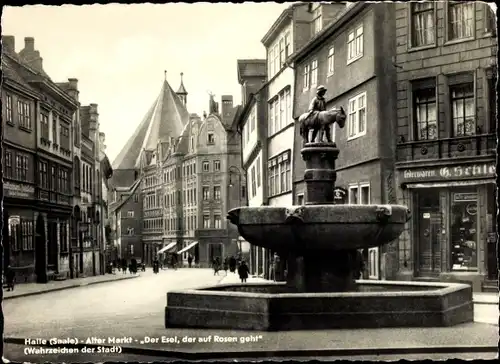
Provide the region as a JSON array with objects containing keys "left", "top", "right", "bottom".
[
  {"left": 177, "top": 241, "right": 199, "bottom": 255},
  {"left": 157, "top": 242, "right": 177, "bottom": 254},
  {"left": 404, "top": 179, "right": 494, "bottom": 189}
]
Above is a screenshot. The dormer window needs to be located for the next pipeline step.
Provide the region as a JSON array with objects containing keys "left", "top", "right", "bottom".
[
  {"left": 313, "top": 7, "right": 322, "bottom": 34},
  {"left": 207, "top": 132, "right": 215, "bottom": 145},
  {"left": 190, "top": 136, "right": 194, "bottom": 151}
]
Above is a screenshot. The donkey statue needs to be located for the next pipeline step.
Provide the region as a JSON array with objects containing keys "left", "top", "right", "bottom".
[{"left": 296, "top": 107, "right": 347, "bottom": 143}]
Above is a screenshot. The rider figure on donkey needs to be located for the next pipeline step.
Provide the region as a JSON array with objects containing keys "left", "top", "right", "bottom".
[{"left": 308, "top": 85, "right": 327, "bottom": 117}]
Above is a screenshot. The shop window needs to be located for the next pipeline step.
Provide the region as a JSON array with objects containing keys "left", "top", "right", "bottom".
[
  {"left": 21, "top": 219, "right": 34, "bottom": 251},
  {"left": 450, "top": 191, "right": 478, "bottom": 270},
  {"left": 8, "top": 217, "right": 20, "bottom": 251}
]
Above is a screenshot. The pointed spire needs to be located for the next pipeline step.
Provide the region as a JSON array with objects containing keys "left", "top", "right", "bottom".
[
  {"left": 176, "top": 72, "right": 187, "bottom": 95},
  {"left": 164, "top": 70, "right": 167, "bottom": 81}
]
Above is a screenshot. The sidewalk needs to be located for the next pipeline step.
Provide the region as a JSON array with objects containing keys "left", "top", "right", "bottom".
[{"left": 3, "top": 272, "right": 140, "bottom": 300}]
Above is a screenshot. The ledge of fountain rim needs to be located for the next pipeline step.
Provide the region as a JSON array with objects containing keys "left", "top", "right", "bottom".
[
  {"left": 227, "top": 204, "right": 411, "bottom": 226},
  {"left": 300, "top": 141, "right": 340, "bottom": 150}
]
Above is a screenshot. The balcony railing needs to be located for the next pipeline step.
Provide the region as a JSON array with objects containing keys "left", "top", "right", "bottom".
[{"left": 396, "top": 133, "right": 496, "bottom": 163}]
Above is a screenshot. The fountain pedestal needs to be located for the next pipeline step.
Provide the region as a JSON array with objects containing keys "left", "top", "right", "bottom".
[{"left": 283, "top": 142, "right": 358, "bottom": 293}]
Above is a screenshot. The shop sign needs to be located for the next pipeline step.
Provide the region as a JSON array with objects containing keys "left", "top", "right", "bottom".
[
  {"left": 4, "top": 182, "right": 35, "bottom": 199},
  {"left": 401, "top": 162, "right": 496, "bottom": 183},
  {"left": 466, "top": 203, "right": 478, "bottom": 215},
  {"left": 333, "top": 187, "right": 347, "bottom": 204},
  {"left": 453, "top": 193, "right": 478, "bottom": 202}
]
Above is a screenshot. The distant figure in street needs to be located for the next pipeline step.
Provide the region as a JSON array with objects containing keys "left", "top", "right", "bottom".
[
  {"left": 223, "top": 257, "right": 229, "bottom": 275},
  {"left": 121, "top": 258, "right": 128, "bottom": 274},
  {"left": 213, "top": 258, "right": 220, "bottom": 275},
  {"left": 130, "top": 258, "right": 138, "bottom": 274},
  {"left": 238, "top": 260, "right": 249, "bottom": 283},
  {"left": 5, "top": 265, "right": 15, "bottom": 291},
  {"left": 153, "top": 258, "right": 160, "bottom": 274},
  {"left": 229, "top": 256, "right": 237, "bottom": 273},
  {"left": 188, "top": 255, "right": 193, "bottom": 268}
]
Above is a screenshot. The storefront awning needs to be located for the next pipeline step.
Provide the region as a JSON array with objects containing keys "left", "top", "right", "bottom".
[
  {"left": 404, "top": 179, "right": 494, "bottom": 189},
  {"left": 157, "top": 242, "right": 177, "bottom": 254},
  {"left": 177, "top": 241, "right": 199, "bottom": 255}
]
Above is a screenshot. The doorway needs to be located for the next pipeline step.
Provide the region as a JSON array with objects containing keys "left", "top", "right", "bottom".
[
  {"left": 416, "top": 189, "right": 442, "bottom": 277},
  {"left": 35, "top": 214, "right": 48, "bottom": 283}
]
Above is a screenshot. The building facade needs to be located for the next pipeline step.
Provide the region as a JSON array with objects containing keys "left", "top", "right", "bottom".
[
  {"left": 2, "top": 35, "right": 108, "bottom": 283},
  {"left": 236, "top": 59, "right": 268, "bottom": 276},
  {"left": 393, "top": 2, "right": 497, "bottom": 291},
  {"left": 110, "top": 73, "right": 241, "bottom": 267},
  {"left": 290, "top": 2, "right": 398, "bottom": 280}
]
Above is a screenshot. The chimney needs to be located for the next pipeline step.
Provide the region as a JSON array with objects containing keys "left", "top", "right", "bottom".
[
  {"left": 24, "top": 37, "right": 35, "bottom": 51},
  {"left": 66, "top": 78, "right": 79, "bottom": 101},
  {"left": 221, "top": 95, "right": 234, "bottom": 126},
  {"left": 89, "top": 103, "right": 99, "bottom": 130},
  {"left": 2, "top": 36, "right": 15, "bottom": 54}
]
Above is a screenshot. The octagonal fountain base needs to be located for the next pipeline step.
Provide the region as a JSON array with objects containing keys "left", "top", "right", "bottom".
[{"left": 165, "top": 281, "right": 473, "bottom": 331}]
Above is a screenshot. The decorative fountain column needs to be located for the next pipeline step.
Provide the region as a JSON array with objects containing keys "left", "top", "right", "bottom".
[{"left": 285, "top": 141, "right": 358, "bottom": 293}]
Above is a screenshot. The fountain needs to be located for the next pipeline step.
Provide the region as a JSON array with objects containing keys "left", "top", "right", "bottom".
[{"left": 165, "top": 107, "right": 474, "bottom": 331}]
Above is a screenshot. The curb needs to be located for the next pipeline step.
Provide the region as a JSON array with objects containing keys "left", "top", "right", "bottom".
[
  {"left": 3, "top": 338, "right": 498, "bottom": 359},
  {"left": 3, "top": 275, "right": 139, "bottom": 300},
  {"left": 473, "top": 300, "right": 499, "bottom": 306}
]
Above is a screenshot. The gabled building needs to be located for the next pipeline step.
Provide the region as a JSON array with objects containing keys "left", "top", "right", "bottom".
[
  {"left": 393, "top": 2, "right": 497, "bottom": 291},
  {"left": 111, "top": 72, "right": 242, "bottom": 267},
  {"left": 235, "top": 59, "right": 269, "bottom": 276},
  {"left": 288, "top": 2, "right": 398, "bottom": 280}
]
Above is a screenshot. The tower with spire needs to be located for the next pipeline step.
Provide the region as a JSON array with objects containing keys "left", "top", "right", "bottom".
[{"left": 176, "top": 72, "right": 188, "bottom": 107}]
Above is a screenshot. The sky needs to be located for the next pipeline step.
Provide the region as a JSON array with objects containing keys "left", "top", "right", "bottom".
[{"left": 2, "top": 2, "right": 289, "bottom": 162}]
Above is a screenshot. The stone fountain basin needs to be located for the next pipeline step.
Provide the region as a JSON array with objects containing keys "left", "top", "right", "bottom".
[
  {"left": 165, "top": 280, "right": 473, "bottom": 331},
  {"left": 227, "top": 205, "right": 411, "bottom": 251}
]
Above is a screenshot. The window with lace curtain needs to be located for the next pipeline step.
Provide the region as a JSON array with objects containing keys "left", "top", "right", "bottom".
[
  {"left": 410, "top": 2, "right": 435, "bottom": 47},
  {"left": 451, "top": 81, "right": 475, "bottom": 137},
  {"left": 413, "top": 84, "right": 437, "bottom": 140},
  {"left": 447, "top": 2, "right": 474, "bottom": 41}
]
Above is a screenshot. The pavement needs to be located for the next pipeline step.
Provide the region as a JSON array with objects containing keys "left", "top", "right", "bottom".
[
  {"left": 2, "top": 269, "right": 498, "bottom": 362},
  {"left": 3, "top": 271, "right": 140, "bottom": 300}
]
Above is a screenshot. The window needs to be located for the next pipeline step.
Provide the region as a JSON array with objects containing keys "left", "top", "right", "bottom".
[
  {"left": 203, "top": 186, "right": 210, "bottom": 200},
  {"left": 285, "top": 88, "right": 291, "bottom": 126},
  {"left": 484, "top": 4, "right": 496, "bottom": 35},
  {"left": 21, "top": 220, "right": 34, "bottom": 250},
  {"left": 39, "top": 112, "right": 49, "bottom": 139},
  {"left": 214, "top": 186, "right": 221, "bottom": 200},
  {"left": 202, "top": 161, "right": 209, "bottom": 172},
  {"left": 134, "top": 194, "right": 139, "bottom": 203},
  {"left": 268, "top": 47, "right": 275, "bottom": 79},
  {"left": 58, "top": 168, "right": 67, "bottom": 193},
  {"left": 15, "top": 153, "right": 29, "bottom": 182},
  {"left": 51, "top": 166, "right": 57, "bottom": 191},
  {"left": 5, "top": 94, "right": 13, "bottom": 124},
  {"left": 311, "top": 60, "right": 318, "bottom": 87},
  {"left": 256, "top": 156, "right": 261, "bottom": 188},
  {"left": 8, "top": 217, "right": 20, "bottom": 251},
  {"left": 349, "top": 183, "right": 370, "bottom": 205},
  {"left": 4, "top": 150, "right": 13, "bottom": 179},
  {"left": 73, "top": 121, "right": 80, "bottom": 146},
  {"left": 268, "top": 152, "right": 291, "bottom": 197},
  {"left": 214, "top": 215, "right": 222, "bottom": 229},
  {"left": 39, "top": 160, "right": 48, "bottom": 189},
  {"left": 313, "top": 7, "right": 322, "bottom": 34},
  {"left": 303, "top": 64, "right": 311, "bottom": 90},
  {"left": 60, "top": 222, "right": 68, "bottom": 252},
  {"left": 414, "top": 86, "right": 437, "bottom": 140},
  {"left": 297, "top": 193, "right": 304, "bottom": 205},
  {"left": 410, "top": 2, "right": 435, "bottom": 48},
  {"left": 52, "top": 118, "right": 58, "bottom": 144},
  {"left": 451, "top": 191, "right": 478, "bottom": 270},
  {"left": 451, "top": 82, "right": 475, "bottom": 136},
  {"left": 17, "top": 99, "right": 31, "bottom": 130},
  {"left": 327, "top": 47, "right": 335, "bottom": 76},
  {"left": 279, "top": 38, "right": 285, "bottom": 68},
  {"left": 127, "top": 227, "right": 135, "bottom": 236},
  {"left": 251, "top": 166, "right": 257, "bottom": 198},
  {"left": 273, "top": 98, "right": 279, "bottom": 133},
  {"left": 60, "top": 124, "right": 70, "bottom": 149},
  {"left": 347, "top": 24, "right": 364, "bottom": 63},
  {"left": 127, "top": 211, "right": 134, "bottom": 218},
  {"left": 269, "top": 102, "right": 274, "bottom": 135},
  {"left": 207, "top": 132, "right": 215, "bottom": 144},
  {"left": 273, "top": 43, "right": 279, "bottom": 76},
  {"left": 203, "top": 215, "right": 210, "bottom": 229},
  {"left": 448, "top": 2, "right": 474, "bottom": 41},
  {"left": 250, "top": 107, "right": 256, "bottom": 132},
  {"left": 347, "top": 92, "right": 367, "bottom": 139},
  {"left": 284, "top": 32, "right": 291, "bottom": 59}
]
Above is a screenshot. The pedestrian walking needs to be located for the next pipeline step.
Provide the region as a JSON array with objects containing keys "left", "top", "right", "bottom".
[
  {"left": 5, "top": 265, "right": 15, "bottom": 291},
  {"left": 121, "top": 258, "right": 127, "bottom": 274},
  {"left": 223, "top": 257, "right": 229, "bottom": 275},
  {"left": 229, "top": 256, "right": 236, "bottom": 273},
  {"left": 213, "top": 258, "right": 220, "bottom": 275},
  {"left": 238, "top": 260, "right": 249, "bottom": 283},
  {"left": 188, "top": 255, "right": 193, "bottom": 268}
]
